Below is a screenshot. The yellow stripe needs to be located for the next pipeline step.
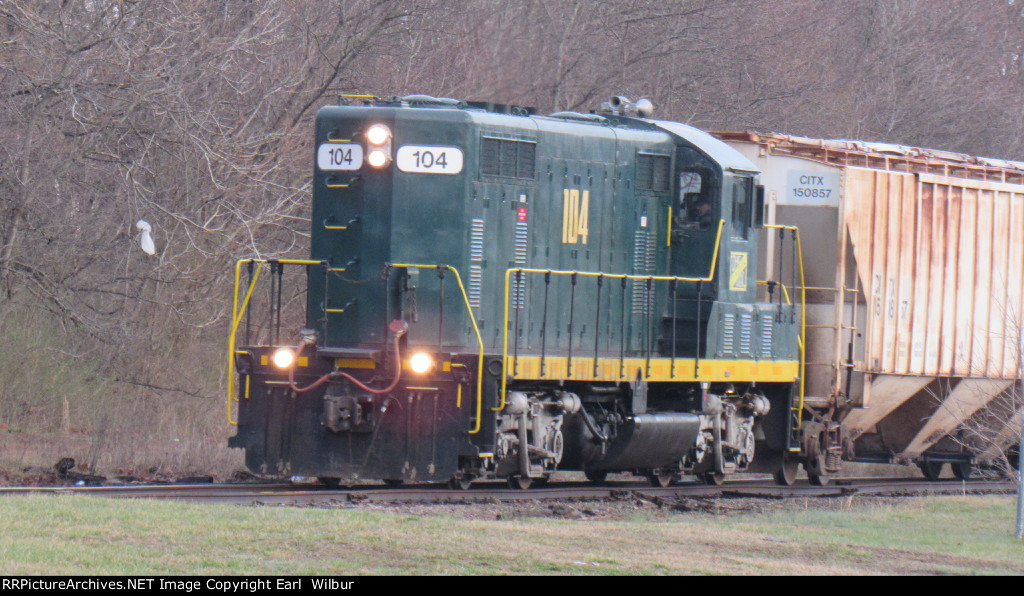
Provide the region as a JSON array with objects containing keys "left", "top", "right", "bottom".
[
  {"left": 259, "top": 355, "right": 309, "bottom": 367},
  {"left": 506, "top": 356, "right": 799, "bottom": 383},
  {"left": 336, "top": 358, "right": 376, "bottom": 369},
  {"left": 400, "top": 360, "right": 452, "bottom": 372}
]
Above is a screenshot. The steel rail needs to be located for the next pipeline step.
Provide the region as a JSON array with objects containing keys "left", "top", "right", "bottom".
[{"left": 1, "top": 477, "right": 1011, "bottom": 506}]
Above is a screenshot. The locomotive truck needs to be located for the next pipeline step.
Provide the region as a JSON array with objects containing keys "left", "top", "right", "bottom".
[{"left": 227, "top": 95, "right": 1024, "bottom": 488}]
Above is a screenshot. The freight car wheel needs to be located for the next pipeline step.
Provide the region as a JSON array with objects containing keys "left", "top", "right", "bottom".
[
  {"left": 648, "top": 472, "right": 675, "bottom": 487},
  {"left": 804, "top": 446, "right": 831, "bottom": 486},
  {"left": 702, "top": 472, "right": 725, "bottom": 486},
  {"left": 918, "top": 461, "right": 944, "bottom": 481},
  {"left": 584, "top": 470, "right": 608, "bottom": 484},
  {"left": 951, "top": 461, "right": 973, "bottom": 480},
  {"left": 773, "top": 458, "right": 799, "bottom": 486},
  {"left": 507, "top": 475, "right": 533, "bottom": 490},
  {"left": 318, "top": 477, "right": 342, "bottom": 489}
]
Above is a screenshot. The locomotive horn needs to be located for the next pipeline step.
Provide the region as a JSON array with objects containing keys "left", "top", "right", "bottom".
[
  {"left": 636, "top": 98, "right": 653, "bottom": 117},
  {"left": 609, "top": 95, "right": 630, "bottom": 109}
]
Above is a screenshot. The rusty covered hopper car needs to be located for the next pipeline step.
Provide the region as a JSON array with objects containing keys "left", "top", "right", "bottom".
[{"left": 718, "top": 132, "right": 1024, "bottom": 478}]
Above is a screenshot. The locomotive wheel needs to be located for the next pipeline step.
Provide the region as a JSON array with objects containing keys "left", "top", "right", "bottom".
[
  {"left": 584, "top": 470, "right": 608, "bottom": 484},
  {"left": 918, "top": 461, "right": 944, "bottom": 482},
  {"left": 951, "top": 461, "right": 973, "bottom": 480},
  {"left": 507, "top": 475, "right": 533, "bottom": 490},
  {"left": 448, "top": 476, "right": 473, "bottom": 490},
  {"left": 701, "top": 472, "right": 725, "bottom": 486},
  {"left": 648, "top": 472, "right": 675, "bottom": 488},
  {"left": 773, "top": 458, "right": 800, "bottom": 486},
  {"left": 318, "top": 477, "right": 342, "bottom": 489}
]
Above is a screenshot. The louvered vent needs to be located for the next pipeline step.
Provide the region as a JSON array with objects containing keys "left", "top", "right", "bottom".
[
  {"left": 739, "top": 314, "right": 753, "bottom": 356},
  {"left": 722, "top": 313, "right": 736, "bottom": 355},
  {"left": 637, "top": 154, "right": 671, "bottom": 191},
  {"left": 631, "top": 229, "right": 656, "bottom": 314},
  {"left": 468, "top": 218, "right": 485, "bottom": 308},
  {"left": 480, "top": 137, "right": 536, "bottom": 180},
  {"left": 760, "top": 318, "right": 773, "bottom": 359},
  {"left": 512, "top": 221, "right": 528, "bottom": 309}
]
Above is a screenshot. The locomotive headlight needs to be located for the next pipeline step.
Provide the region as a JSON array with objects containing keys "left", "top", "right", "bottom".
[
  {"left": 367, "top": 149, "right": 389, "bottom": 168},
  {"left": 272, "top": 348, "right": 296, "bottom": 369},
  {"left": 366, "top": 123, "right": 391, "bottom": 146},
  {"left": 409, "top": 352, "right": 434, "bottom": 374}
]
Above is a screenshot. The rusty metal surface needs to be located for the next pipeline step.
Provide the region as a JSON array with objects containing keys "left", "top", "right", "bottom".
[
  {"left": 845, "top": 169, "right": 1024, "bottom": 380},
  {"left": 714, "top": 131, "right": 1024, "bottom": 185}
]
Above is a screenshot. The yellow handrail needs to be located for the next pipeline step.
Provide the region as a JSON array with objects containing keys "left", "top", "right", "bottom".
[
  {"left": 755, "top": 279, "right": 795, "bottom": 306},
  {"left": 226, "top": 259, "right": 323, "bottom": 425},
  {"left": 389, "top": 263, "right": 486, "bottom": 434},
  {"left": 499, "top": 220, "right": 726, "bottom": 411},
  {"left": 763, "top": 224, "right": 807, "bottom": 431},
  {"left": 227, "top": 259, "right": 485, "bottom": 434}
]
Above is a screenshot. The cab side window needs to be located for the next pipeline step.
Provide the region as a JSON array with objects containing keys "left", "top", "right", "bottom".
[
  {"left": 677, "top": 165, "right": 716, "bottom": 230},
  {"left": 731, "top": 176, "right": 753, "bottom": 239}
]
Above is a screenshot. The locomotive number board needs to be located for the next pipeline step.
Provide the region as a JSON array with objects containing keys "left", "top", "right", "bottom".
[{"left": 396, "top": 145, "right": 464, "bottom": 174}]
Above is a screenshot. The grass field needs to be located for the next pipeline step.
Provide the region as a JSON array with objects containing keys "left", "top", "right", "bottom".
[{"left": 1, "top": 493, "right": 1022, "bottom": 575}]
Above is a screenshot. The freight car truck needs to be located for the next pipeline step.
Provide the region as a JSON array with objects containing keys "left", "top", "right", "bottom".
[{"left": 717, "top": 132, "right": 1024, "bottom": 479}]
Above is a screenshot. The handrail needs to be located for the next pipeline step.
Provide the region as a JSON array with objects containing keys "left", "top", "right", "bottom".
[
  {"left": 756, "top": 279, "right": 795, "bottom": 305},
  {"left": 763, "top": 224, "right": 806, "bottom": 432},
  {"left": 389, "top": 263, "right": 485, "bottom": 434},
  {"left": 227, "top": 259, "right": 322, "bottom": 425},
  {"left": 499, "top": 220, "right": 726, "bottom": 411},
  {"left": 227, "top": 259, "right": 486, "bottom": 435}
]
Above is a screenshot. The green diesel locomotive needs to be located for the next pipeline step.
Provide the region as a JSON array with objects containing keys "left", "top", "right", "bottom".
[{"left": 227, "top": 95, "right": 825, "bottom": 488}]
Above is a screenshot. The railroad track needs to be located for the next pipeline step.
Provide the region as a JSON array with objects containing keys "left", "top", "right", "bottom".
[{"left": 0, "top": 477, "right": 1013, "bottom": 506}]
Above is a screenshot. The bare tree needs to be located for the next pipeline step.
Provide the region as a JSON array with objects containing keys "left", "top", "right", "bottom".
[
  {"left": 0, "top": 0, "right": 420, "bottom": 455},
  {"left": 4, "top": 0, "right": 1024, "bottom": 472}
]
